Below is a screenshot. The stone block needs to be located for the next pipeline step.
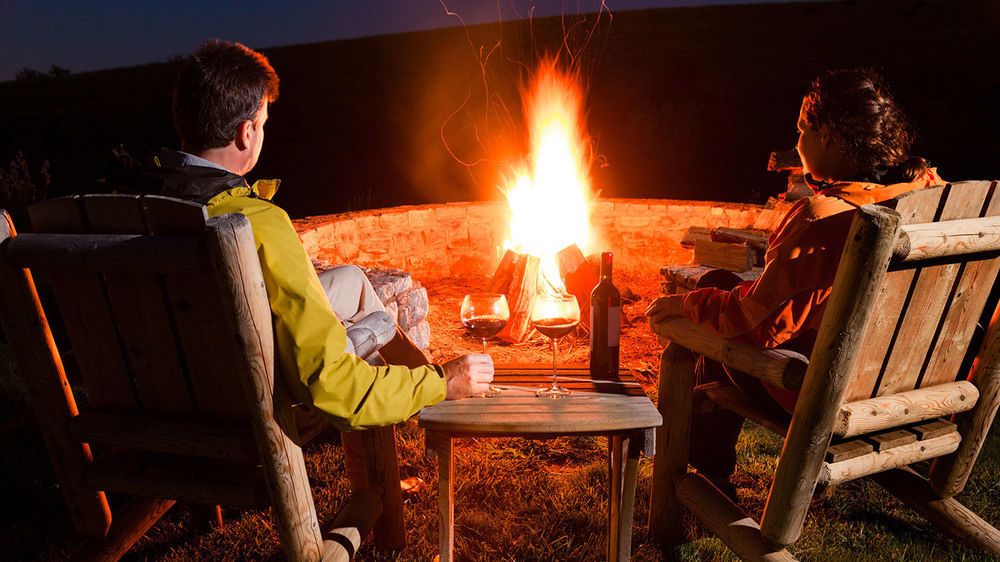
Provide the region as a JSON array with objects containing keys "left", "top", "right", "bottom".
[
  {"left": 408, "top": 208, "right": 434, "bottom": 227},
  {"left": 406, "top": 320, "right": 431, "bottom": 351},
  {"left": 367, "top": 269, "right": 413, "bottom": 304},
  {"left": 618, "top": 215, "right": 651, "bottom": 229},
  {"left": 379, "top": 211, "right": 409, "bottom": 231},
  {"left": 355, "top": 214, "right": 380, "bottom": 233},
  {"left": 384, "top": 300, "right": 399, "bottom": 323},
  {"left": 397, "top": 286, "right": 429, "bottom": 331},
  {"left": 434, "top": 204, "right": 468, "bottom": 222}
]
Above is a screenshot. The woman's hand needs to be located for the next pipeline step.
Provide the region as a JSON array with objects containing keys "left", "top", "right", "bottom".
[{"left": 645, "top": 295, "right": 685, "bottom": 325}]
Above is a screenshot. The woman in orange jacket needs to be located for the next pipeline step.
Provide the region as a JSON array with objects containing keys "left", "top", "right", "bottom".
[{"left": 645, "top": 68, "right": 943, "bottom": 497}]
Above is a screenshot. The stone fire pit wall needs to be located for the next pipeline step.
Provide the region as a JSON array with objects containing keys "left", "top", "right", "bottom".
[{"left": 293, "top": 198, "right": 795, "bottom": 279}]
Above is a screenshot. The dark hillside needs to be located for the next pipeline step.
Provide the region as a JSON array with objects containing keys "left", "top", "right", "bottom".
[{"left": 1, "top": 0, "right": 997, "bottom": 219}]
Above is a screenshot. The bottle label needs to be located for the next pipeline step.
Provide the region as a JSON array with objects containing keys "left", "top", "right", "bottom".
[{"left": 608, "top": 306, "right": 620, "bottom": 347}]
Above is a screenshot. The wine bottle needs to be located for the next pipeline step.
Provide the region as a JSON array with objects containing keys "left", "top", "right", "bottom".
[{"left": 590, "top": 251, "right": 620, "bottom": 380}]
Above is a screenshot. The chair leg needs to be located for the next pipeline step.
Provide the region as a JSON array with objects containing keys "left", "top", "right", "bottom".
[
  {"left": 362, "top": 425, "right": 406, "bottom": 553},
  {"left": 190, "top": 504, "right": 223, "bottom": 533},
  {"left": 874, "top": 467, "right": 1000, "bottom": 555},
  {"left": 649, "top": 344, "right": 698, "bottom": 547},
  {"left": 77, "top": 497, "right": 175, "bottom": 562}
]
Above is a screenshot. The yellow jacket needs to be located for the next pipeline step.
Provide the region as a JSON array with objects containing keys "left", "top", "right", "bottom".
[{"left": 207, "top": 184, "right": 447, "bottom": 430}]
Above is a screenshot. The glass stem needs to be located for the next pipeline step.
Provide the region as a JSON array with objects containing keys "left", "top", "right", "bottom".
[
  {"left": 482, "top": 338, "right": 488, "bottom": 354},
  {"left": 551, "top": 337, "right": 559, "bottom": 388}
]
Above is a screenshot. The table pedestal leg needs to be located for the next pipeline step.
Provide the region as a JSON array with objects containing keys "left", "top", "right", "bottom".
[{"left": 436, "top": 433, "right": 454, "bottom": 561}]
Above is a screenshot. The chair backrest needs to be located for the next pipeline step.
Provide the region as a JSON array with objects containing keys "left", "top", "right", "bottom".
[
  {"left": 845, "top": 181, "right": 1000, "bottom": 401},
  {"left": 761, "top": 180, "right": 1000, "bottom": 546},
  {"left": 0, "top": 194, "right": 326, "bottom": 560}
]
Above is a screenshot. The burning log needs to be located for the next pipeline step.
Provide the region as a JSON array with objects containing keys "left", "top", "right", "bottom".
[
  {"left": 490, "top": 250, "right": 540, "bottom": 343},
  {"left": 556, "top": 244, "right": 598, "bottom": 330}
]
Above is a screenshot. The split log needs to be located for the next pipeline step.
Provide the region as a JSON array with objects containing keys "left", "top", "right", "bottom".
[
  {"left": 767, "top": 149, "right": 802, "bottom": 171},
  {"left": 694, "top": 239, "right": 755, "bottom": 272},
  {"left": 489, "top": 251, "right": 540, "bottom": 343},
  {"left": 556, "top": 244, "right": 597, "bottom": 329},
  {"left": 680, "top": 226, "right": 714, "bottom": 248},
  {"left": 711, "top": 228, "right": 770, "bottom": 253}
]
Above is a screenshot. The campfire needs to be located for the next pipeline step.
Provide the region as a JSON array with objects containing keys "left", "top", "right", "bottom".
[{"left": 489, "top": 58, "right": 600, "bottom": 343}]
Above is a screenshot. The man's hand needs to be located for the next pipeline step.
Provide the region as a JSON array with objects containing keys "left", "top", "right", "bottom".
[
  {"left": 645, "top": 295, "right": 685, "bottom": 325},
  {"left": 442, "top": 353, "right": 494, "bottom": 399}
]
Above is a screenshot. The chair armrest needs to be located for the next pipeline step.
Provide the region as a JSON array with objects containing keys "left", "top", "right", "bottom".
[{"left": 650, "top": 316, "right": 807, "bottom": 390}]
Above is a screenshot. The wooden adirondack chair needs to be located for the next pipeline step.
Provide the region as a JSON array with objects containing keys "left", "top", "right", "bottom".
[
  {"left": 0, "top": 194, "right": 403, "bottom": 560},
  {"left": 648, "top": 181, "right": 1000, "bottom": 559}
]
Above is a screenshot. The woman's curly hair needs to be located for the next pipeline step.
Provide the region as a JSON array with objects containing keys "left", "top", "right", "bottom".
[{"left": 802, "top": 68, "right": 926, "bottom": 182}]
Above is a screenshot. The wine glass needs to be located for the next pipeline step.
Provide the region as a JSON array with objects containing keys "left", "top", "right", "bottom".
[
  {"left": 460, "top": 293, "right": 510, "bottom": 396},
  {"left": 530, "top": 293, "right": 580, "bottom": 398}
]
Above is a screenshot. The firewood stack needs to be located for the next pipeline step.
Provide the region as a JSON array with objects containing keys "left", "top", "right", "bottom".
[{"left": 660, "top": 227, "right": 769, "bottom": 295}]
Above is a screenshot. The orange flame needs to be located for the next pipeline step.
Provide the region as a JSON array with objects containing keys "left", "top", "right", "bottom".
[{"left": 502, "top": 59, "right": 593, "bottom": 290}]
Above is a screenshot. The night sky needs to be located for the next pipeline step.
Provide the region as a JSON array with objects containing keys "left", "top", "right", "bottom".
[{"left": 0, "top": 0, "right": 819, "bottom": 82}]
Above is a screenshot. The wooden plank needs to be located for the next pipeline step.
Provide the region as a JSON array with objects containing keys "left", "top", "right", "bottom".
[
  {"left": 86, "top": 451, "right": 268, "bottom": 508},
  {"left": 75, "top": 497, "right": 176, "bottom": 562},
  {"left": 911, "top": 419, "right": 957, "bottom": 441},
  {"left": 825, "top": 440, "right": 874, "bottom": 463},
  {"left": 844, "top": 186, "right": 948, "bottom": 402},
  {"left": 694, "top": 239, "right": 754, "bottom": 272},
  {"left": 29, "top": 196, "right": 138, "bottom": 412},
  {"left": 0, "top": 210, "right": 113, "bottom": 536},
  {"left": 83, "top": 195, "right": 196, "bottom": 417},
  {"left": 69, "top": 412, "right": 257, "bottom": 462},
  {"left": 921, "top": 181, "right": 1000, "bottom": 387},
  {"left": 866, "top": 429, "right": 918, "bottom": 452},
  {"left": 876, "top": 182, "right": 992, "bottom": 396},
  {"left": 930, "top": 286, "right": 1000, "bottom": 497},
  {"left": 143, "top": 197, "right": 248, "bottom": 420}
]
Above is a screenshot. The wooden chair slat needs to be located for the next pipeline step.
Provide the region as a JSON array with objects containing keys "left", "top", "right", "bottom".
[
  {"left": 83, "top": 196, "right": 195, "bottom": 416},
  {"left": 29, "top": 196, "right": 139, "bottom": 411},
  {"left": 876, "top": 182, "right": 993, "bottom": 395},
  {"left": 921, "top": 181, "right": 1000, "bottom": 387},
  {"left": 845, "top": 186, "right": 947, "bottom": 402},
  {"left": 142, "top": 197, "right": 250, "bottom": 419}
]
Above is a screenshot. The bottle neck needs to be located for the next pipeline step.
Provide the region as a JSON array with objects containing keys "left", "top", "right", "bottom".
[{"left": 600, "top": 252, "right": 613, "bottom": 282}]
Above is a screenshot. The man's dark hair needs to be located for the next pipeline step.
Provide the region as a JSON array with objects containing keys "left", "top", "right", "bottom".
[{"left": 172, "top": 40, "right": 279, "bottom": 152}]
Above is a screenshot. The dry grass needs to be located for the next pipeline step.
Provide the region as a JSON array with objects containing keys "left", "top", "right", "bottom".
[{"left": 4, "top": 272, "right": 1000, "bottom": 560}]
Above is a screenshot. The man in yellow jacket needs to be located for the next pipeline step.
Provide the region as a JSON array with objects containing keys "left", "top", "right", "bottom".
[{"left": 144, "top": 40, "right": 494, "bottom": 436}]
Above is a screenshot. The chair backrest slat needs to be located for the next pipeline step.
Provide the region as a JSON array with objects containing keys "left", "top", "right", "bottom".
[
  {"left": 143, "top": 198, "right": 251, "bottom": 420},
  {"left": 844, "top": 185, "right": 948, "bottom": 402},
  {"left": 918, "top": 181, "right": 1000, "bottom": 388},
  {"left": 873, "top": 182, "right": 996, "bottom": 397},
  {"left": 28, "top": 196, "right": 140, "bottom": 412},
  {"left": 80, "top": 195, "right": 196, "bottom": 416}
]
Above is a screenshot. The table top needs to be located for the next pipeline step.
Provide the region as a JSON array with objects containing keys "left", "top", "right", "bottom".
[{"left": 418, "top": 365, "right": 662, "bottom": 436}]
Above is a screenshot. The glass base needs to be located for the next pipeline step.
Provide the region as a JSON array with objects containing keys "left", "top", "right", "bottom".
[
  {"left": 483, "top": 385, "right": 503, "bottom": 398},
  {"left": 536, "top": 385, "right": 571, "bottom": 398}
]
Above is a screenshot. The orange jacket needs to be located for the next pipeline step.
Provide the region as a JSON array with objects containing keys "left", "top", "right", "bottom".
[{"left": 679, "top": 169, "right": 943, "bottom": 410}]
